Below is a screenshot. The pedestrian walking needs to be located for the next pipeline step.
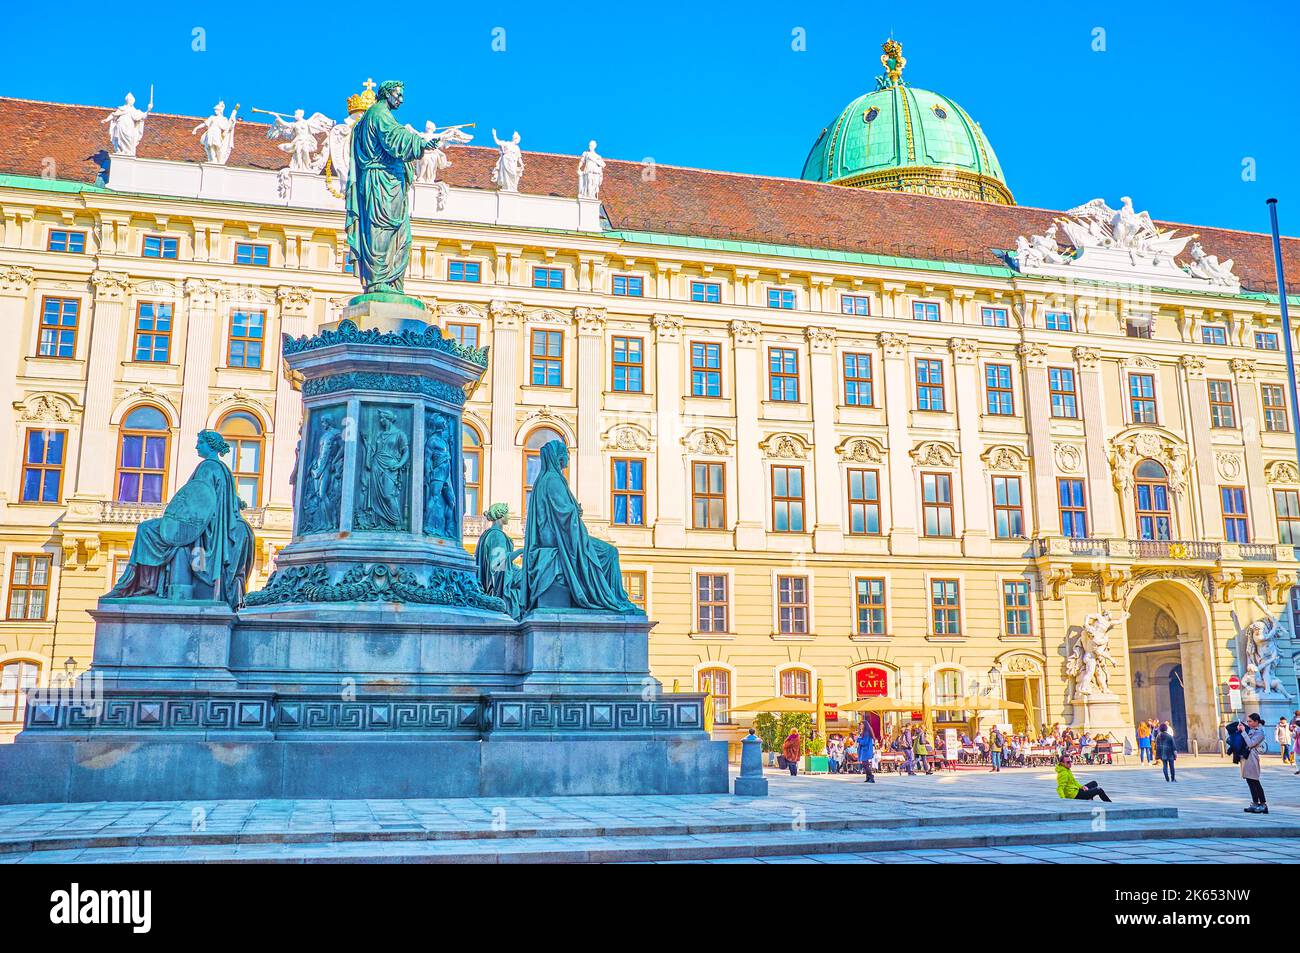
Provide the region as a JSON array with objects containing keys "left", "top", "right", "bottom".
[
  {"left": 990, "top": 726, "right": 1005, "bottom": 772},
  {"left": 914, "top": 728, "right": 933, "bottom": 775},
  {"left": 899, "top": 727, "right": 916, "bottom": 776},
  {"left": 1276, "top": 718, "right": 1294, "bottom": 765},
  {"left": 858, "top": 723, "right": 876, "bottom": 784},
  {"left": 1055, "top": 756, "right": 1112, "bottom": 802},
  {"left": 781, "top": 729, "right": 802, "bottom": 777},
  {"left": 1155, "top": 723, "right": 1177, "bottom": 781}
]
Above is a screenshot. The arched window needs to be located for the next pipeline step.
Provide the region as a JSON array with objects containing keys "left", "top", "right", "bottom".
[
  {"left": 523, "top": 426, "right": 564, "bottom": 511},
  {"left": 116, "top": 405, "right": 170, "bottom": 504},
  {"left": 1135, "top": 459, "right": 1171, "bottom": 541},
  {"left": 779, "top": 667, "right": 811, "bottom": 702},
  {"left": 698, "top": 667, "right": 732, "bottom": 725},
  {"left": 0, "top": 659, "right": 40, "bottom": 724},
  {"left": 219, "top": 410, "right": 264, "bottom": 508},
  {"left": 463, "top": 424, "right": 483, "bottom": 518}
]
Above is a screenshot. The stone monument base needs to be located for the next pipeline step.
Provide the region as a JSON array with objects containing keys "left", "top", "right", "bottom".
[
  {"left": 1065, "top": 693, "right": 1129, "bottom": 739},
  {"left": 1238, "top": 693, "right": 1295, "bottom": 729}
]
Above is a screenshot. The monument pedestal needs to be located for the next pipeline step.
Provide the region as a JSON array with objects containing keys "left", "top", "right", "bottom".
[
  {"left": 1239, "top": 692, "right": 1295, "bottom": 728},
  {"left": 1066, "top": 692, "right": 1128, "bottom": 738}
]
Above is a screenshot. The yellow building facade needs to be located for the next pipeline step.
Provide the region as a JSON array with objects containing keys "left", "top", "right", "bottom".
[{"left": 1, "top": 85, "right": 1298, "bottom": 749}]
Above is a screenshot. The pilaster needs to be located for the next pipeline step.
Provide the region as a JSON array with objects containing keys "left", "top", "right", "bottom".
[
  {"left": 75, "top": 270, "right": 132, "bottom": 499},
  {"left": 176, "top": 278, "right": 223, "bottom": 484},
  {"left": 951, "top": 337, "right": 989, "bottom": 553},
  {"left": 1073, "top": 347, "right": 1116, "bottom": 537},
  {"left": 652, "top": 314, "right": 686, "bottom": 547},
  {"left": 574, "top": 306, "right": 607, "bottom": 520},
  {"left": 806, "top": 326, "right": 842, "bottom": 551},
  {"left": 488, "top": 300, "right": 523, "bottom": 514},
  {"left": 880, "top": 332, "right": 917, "bottom": 553},
  {"left": 730, "top": 319, "right": 766, "bottom": 550}
]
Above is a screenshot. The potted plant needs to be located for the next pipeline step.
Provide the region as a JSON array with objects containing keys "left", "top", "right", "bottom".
[{"left": 804, "top": 734, "right": 829, "bottom": 774}]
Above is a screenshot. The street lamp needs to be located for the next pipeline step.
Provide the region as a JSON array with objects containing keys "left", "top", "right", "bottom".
[{"left": 63, "top": 657, "right": 76, "bottom": 681}]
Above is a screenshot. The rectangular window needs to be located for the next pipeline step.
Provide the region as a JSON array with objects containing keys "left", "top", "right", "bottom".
[
  {"left": 930, "top": 579, "right": 961, "bottom": 636},
  {"left": 841, "top": 294, "right": 870, "bottom": 316},
  {"left": 1126, "top": 317, "right": 1153, "bottom": 339},
  {"left": 531, "top": 267, "right": 564, "bottom": 289},
  {"left": 611, "top": 458, "right": 645, "bottom": 525},
  {"left": 445, "top": 322, "right": 480, "bottom": 349},
  {"left": 342, "top": 251, "right": 357, "bottom": 274},
  {"left": 227, "top": 310, "right": 265, "bottom": 368},
  {"left": 768, "top": 347, "right": 800, "bottom": 402},
  {"left": 1129, "top": 373, "right": 1157, "bottom": 423},
  {"left": 981, "top": 307, "right": 1009, "bottom": 328},
  {"left": 37, "top": 297, "right": 79, "bottom": 359},
  {"left": 611, "top": 336, "right": 644, "bottom": 393},
  {"left": 696, "top": 574, "right": 729, "bottom": 633},
  {"left": 1048, "top": 367, "right": 1078, "bottom": 418},
  {"left": 447, "top": 260, "right": 481, "bottom": 283},
  {"left": 133, "top": 302, "right": 173, "bottom": 363},
  {"left": 915, "top": 359, "right": 945, "bottom": 411},
  {"left": 771, "top": 465, "right": 805, "bottom": 533},
  {"left": 529, "top": 329, "right": 563, "bottom": 386},
  {"left": 612, "top": 275, "right": 643, "bottom": 297},
  {"left": 690, "top": 342, "right": 722, "bottom": 397},
  {"left": 1221, "top": 486, "right": 1251, "bottom": 543},
  {"left": 1255, "top": 331, "right": 1280, "bottom": 351},
  {"left": 912, "top": 301, "right": 940, "bottom": 322},
  {"left": 767, "top": 288, "right": 795, "bottom": 310},
  {"left": 1201, "top": 325, "right": 1228, "bottom": 346},
  {"left": 234, "top": 242, "right": 270, "bottom": 266},
  {"left": 1262, "top": 384, "right": 1289, "bottom": 432},
  {"left": 992, "top": 476, "right": 1025, "bottom": 539},
  {"left": 7, "top": 554, "right": 51, "bottom": 621},
  {"left": 21, "top": 429, "right": 65, "bottom": 504},
  {"left": 47, "top": 229, "right": 86, "bottom": 254},
  {"left": 921, "top": 472, "right": 954, "bottom": 537},
  {"left": 855, "top": 577, "right": 886, "bottom": 636},
  {"left": 777, "top": 576, "right": 808, "bottom": 635},
  {"left": 622, "top": 570, "right": 646, "bottom": 610},
  {"left": 1058, "top": 479, "right": 1088, "bottom": 538},
  {"left": 847, "top": 469, "right": 881, "bottom": 535},
  {"left": 1276, "top": 490, "right": 1300, "bottom": 546},
  {"left": 1208, "top": 379, "right": 1237, "bottom": 428},
  {"left": 142, "top": 234, "right": 178, "bottom": 259},
  {"left": 692, "top": 462, "right": 726, "bottom": 530},
  {"left": 690, "top": 281, "right": 721, "bottom": 303},
  {"left": 0, "top": 660, "right": 39, "bottom": 724},
  {"left": 985, "top": 363, "right": 1014, "bottom": 415},
  {"left": 1136, "top": 476, "right": 1172, "bottom": 541},
  {"left": 842, "top": 353, "right": 874, "bottom": 406},
  {"left": 1003, "top": 581, "right": 1032, "bottom": 637},
  {"left": 1044, "top": 310, "right": 1074, "bottom": 331}
]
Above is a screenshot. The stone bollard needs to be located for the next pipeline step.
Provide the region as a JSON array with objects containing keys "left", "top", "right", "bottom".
[{"left": 733, "top": 729, "right": 769, "bottom": 797}]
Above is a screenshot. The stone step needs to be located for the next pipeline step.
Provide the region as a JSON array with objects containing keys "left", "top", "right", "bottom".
[
  {"left": 0, "top": 805, "right": 1174, "bottom": 856},
  {"left": 12, "top": 814, "right": 1299, "bottom": 864}
]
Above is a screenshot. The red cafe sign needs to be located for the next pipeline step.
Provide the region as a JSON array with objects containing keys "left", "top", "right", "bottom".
[{"left": 855, "top": 666, "right": 889, "bottom": 698}]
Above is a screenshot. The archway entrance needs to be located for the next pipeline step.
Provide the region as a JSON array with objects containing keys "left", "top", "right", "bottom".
[{"left": 1126, "top": 581, "right": 1215, "bottom": 751}]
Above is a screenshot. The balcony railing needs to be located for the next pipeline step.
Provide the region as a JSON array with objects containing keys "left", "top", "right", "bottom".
[
  {"left": 1131, "top": 539, "right": 1220, "bottom": 560},
  {"left": 100, "top": 501, "right": 266, "bottom": 529}
]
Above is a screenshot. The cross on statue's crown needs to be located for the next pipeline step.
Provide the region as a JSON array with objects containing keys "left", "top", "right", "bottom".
[{"left": 346, "top": 78, "right": 377, "bottom": 115}]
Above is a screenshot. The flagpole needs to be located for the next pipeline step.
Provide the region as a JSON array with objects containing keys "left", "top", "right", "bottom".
[{"left": 1266, "top": 199, "right": 1300, "bottom": 487}]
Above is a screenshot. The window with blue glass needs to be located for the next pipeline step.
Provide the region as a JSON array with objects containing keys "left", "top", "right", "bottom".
[
  {"left": 1058, "top": 479, "right": 1088, "bottom": 538},
  {"left": 985, "top": 363, "right": 1014, "bottom": 415},
  {"left": 691, "top": 342, "right": 722, "bottom": 397},
  {"left": 532, "top": 267, "right": 564, "bottom": 289},
  {"left": 21, "top": 429, "right": 65, "bottom": 503},
  {"left": 915, "top": 359, "right": 944, "bottom": 411},
  {"left": 1049, "top": 367, "right": 1077, "bottom": 418},
  {"left": 1255, "top": 331, "right": 1280, "bottom": 350},
  {"left": 767, "top": 288, "right": 795, "bottom": 310},
  {"left": 448, "top": 260, "right": 481, "bottom": 282},
  {"left": 1221, "top": 486, "right": 1250, "bottom": 543},
  {"left": 768, "top": 348, "right": 799, "bottom": 402},
  {"left": 37, "top": 297, "right": 79, "bottom": 359},
  {"left": 612, "top": 275, "right": 643, "bottom": 297},
  {"left": 133, "top": 302, "right": 173, "bottom": 363},
  {"left": 841, "top": 294, "right": 870, "bottom": 316},
  {"left": 690, "top": 281, "right": 721, "bottom": 303},
  {"left": 142, "top": 235, "right": 179, "bottom": 259},
  {"left": 843, "top": 353, "right": 873, "bottom": 406},
  {"left": 343, "top": 251, "right": 356, "bottom": 274},
  {"left": 611, "top": 458, "right": 645, "bottom": 525},
  {"left": 1135, "top": 459, "right": 1171, "bottom": 541},
  {"left": 612, "top": 336, "right": 644, "bottom": 392},
  {"left": 235, "top": 242, "right": 270, "bottom": 266},
  {"left": 227, "top": 310, "right": 265, "bottom": 368},
  {"left": 981, "top": 307, "right": 1009, "bottom": 328},
  {"left": 47, "top": 229, "right": 86, "bottom": 254},
  {"left": 446, "top": 322, "right": 479, "bottom": 349},
  {"left": 530, "top": 329, "right": 563, "bottom": 386},
  {"left": 771, "top": 465, "right": 805, "bottom": 532},
  {"left": 1201, "top": 325, "right": 1228, "bottom": 346},
  {"left": 912, "top": 301, "right": 940, "bottom": 322},
  {"left": 1044, "top": 311, "right": 1074, "bottom": 331},
  {"left": 992, "top": 475, "right": 1024, "bottom": 538}
]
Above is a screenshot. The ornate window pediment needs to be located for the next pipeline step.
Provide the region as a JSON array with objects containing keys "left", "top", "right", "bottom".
[
  {"left": 982, "top": 445, "right": 1027, "bottom": 472},
  {"left": 602, "top": 422, "right": 653, "bottom": 452},
  {"left": 1266, "top": 460, "right": 1300, "bottom": 486},
  {"left": 17, "top": 392, "right": 80, "bottom": 423},
  {"left": 760, "top": 432, "right": 811, "bottom": 460},
  {"left": 910, "top": 440, "right": 957, "bottom": 467},
  {"left": 836, "top": 436, "right": 885, "bottom": 464},
  {"left": 1109, "top": 426, "right": 1188, "bottom": 493},
  {"left": 683, "top": 427, "right": 733, "bottom": 456}
]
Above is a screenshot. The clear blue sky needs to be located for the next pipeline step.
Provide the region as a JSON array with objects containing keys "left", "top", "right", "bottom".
[{"left": 6, "top": 1, "right": 1298, "bottom": 234}]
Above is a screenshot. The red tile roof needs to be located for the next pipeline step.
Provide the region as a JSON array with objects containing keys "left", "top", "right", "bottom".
[{"left": 2, "top": 96, "right": 1297, "bottom": 296}]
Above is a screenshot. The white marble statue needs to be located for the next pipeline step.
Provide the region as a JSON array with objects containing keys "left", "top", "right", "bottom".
[
  {"left": 1066, "top": 609, "right": 1128, "bottom": 698},
  {"left": 409, "top": 121, "right": 474, "bottom": 211},
  {"left": 1017, "top": 224, "right": 1068, "bottom": 267},
  {"left": 1058, "top": 197, "right": 1192, "bottom": 265},
  {"left": 1241, "top": 596, "right": 1290, "bottom": 697},
  {"left": 192, "top": 101, "right": 240, "bottom": 165},
  {"left": 577, "top": 140, "right": 605, "bottom": 200},
  {"left": 102, "top": 90, "right": 152, "bottom": 156},
  {"left": 265, "top": 109, "right": 335, "bottom": 172},
  {"left": 1185, "top": 241, "right": 1239, "bottom": 286},
  {"left": 311, "top": 109, "right": 364, "bottom": 195},
  {"left": 490, "top": 129, "right": 524, "bottom": 193}
]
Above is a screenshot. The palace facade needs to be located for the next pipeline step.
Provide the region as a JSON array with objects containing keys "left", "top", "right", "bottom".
[{"left": 2, "top": 52, "right": 1300, "bottom": 747}]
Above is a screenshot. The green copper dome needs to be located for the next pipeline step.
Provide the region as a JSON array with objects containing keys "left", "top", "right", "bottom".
[{"left": 801, "top": 41, "right": 1014, "bottom": 205}]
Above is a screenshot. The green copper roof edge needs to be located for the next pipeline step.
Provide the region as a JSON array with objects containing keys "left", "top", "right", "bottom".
[{"left": 0, "top": 174, "right": 109, "bottom": 194}]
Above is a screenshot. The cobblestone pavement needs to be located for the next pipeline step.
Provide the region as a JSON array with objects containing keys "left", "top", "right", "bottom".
[{"left": 0, "top": 757, "right": 1296, "bottom": 863}]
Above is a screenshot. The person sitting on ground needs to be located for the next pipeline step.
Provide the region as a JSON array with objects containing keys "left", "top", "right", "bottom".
[{"left": 1055, "top": 756, "right": 1112, "bottom": 802}]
